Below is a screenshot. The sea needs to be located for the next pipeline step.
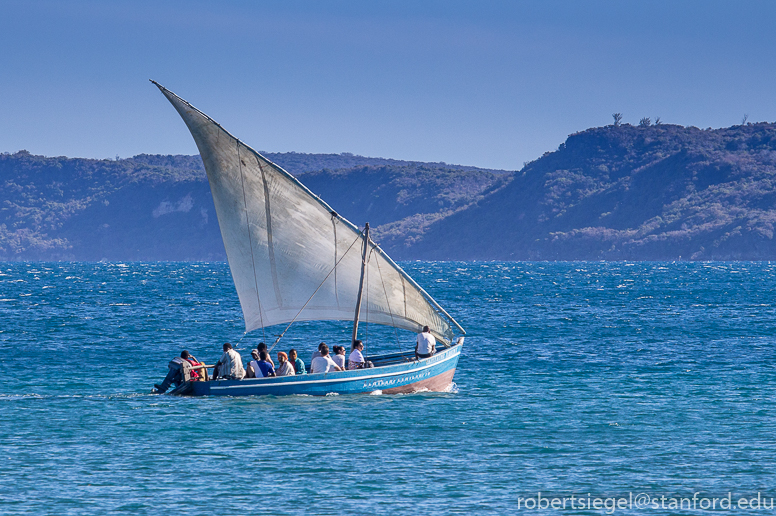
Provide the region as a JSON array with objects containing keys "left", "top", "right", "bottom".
[{"left": 1, "top": 261, "right": 775, "bottom": 515}]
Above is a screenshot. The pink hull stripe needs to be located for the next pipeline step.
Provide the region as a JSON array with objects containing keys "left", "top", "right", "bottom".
[{"left": 382, "top": 368, "right": 457, "bottom": 394}]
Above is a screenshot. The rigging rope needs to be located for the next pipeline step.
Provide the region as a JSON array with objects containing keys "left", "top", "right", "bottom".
[
  {"left": 236, "top": 142, "right": 266, "bottom": 345},
  {"left": 268, "top": 232, "right": 363, "bottom": 352},
  {"left": 375, "top": 252, "right": 401, "bottom": 350}
]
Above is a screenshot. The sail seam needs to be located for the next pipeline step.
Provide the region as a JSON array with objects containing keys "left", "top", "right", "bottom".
[
  {"left": 401, "top": 275, "right": 407, "bottom": 318},
  {"left": 331, "top": 214, "right": 339, "bottom": 308},
  {"left": 236, "top": 142, "right": 266, "bottom": 340},
  {"left": 256, "top": 156, "right": 284, "bottom": 307}
]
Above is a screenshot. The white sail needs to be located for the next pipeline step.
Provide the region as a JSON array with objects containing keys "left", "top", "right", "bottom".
[{"left": 154, "top": 82, "right": 464, "bottom": 344}]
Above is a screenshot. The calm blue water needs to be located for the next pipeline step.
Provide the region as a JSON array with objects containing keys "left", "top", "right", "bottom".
[{"left": 1, "top": 261, "right": 776, "bottom": 514}]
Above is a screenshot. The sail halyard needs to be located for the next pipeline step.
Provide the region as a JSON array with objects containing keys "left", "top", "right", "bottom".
[{"left": 152, "top": 80, "right": 465, "bottom": 343}]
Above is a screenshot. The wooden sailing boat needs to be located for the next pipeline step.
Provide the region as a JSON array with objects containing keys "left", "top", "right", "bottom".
[{"left": 152, "top": 81, "right": 465, "bottom": 396}]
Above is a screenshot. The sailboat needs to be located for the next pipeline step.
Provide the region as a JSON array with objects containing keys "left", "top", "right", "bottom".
[{"left": 152, "top": 81, "right": 465, "bottom": 396}]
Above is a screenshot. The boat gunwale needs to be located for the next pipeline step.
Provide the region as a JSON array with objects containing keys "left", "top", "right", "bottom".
[{"left": 200, "top": 342, "right": 461, "bottom": 390}]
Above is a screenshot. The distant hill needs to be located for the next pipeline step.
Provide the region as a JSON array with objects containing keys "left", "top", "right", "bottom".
[
  {"left": 126, "top": 152, "right": 506, "bottom": 176},
  {"left": 4, "top": 121, "right": 776, "bottom": 261},
  {"left": 0, "top": 150, "right": 506, "bottom": 260},
  {"left": 407, "top": 122, "right": 776, "bottom": 260}
]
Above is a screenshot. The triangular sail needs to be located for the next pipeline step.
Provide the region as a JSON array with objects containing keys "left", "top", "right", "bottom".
[{"left": 154, "top": 82, "right": 464, "bottom": 344}]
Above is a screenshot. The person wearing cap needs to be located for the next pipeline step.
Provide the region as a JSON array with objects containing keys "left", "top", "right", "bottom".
[
  {"left": 415, "top": 326, "right": 436, "bottom": 359},
  {"left": 275, "top": 351, "right": 295, "bottom": 376}
]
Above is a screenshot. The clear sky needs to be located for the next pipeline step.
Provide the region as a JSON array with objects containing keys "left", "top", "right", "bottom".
[{"left": 2, "top": 0, "right": 775, "bottom": 170}]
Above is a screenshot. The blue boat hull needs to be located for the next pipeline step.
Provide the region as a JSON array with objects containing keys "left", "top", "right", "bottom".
[{"left": 179, "top": 343, "right": 462, "bottom": 397}]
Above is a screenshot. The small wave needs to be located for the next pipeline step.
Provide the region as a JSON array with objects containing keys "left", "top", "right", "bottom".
[
  {"left": 0, "top": 392, "right": 150, "bottom": 401},
  {"left": 369, "top": 390, "right": 383, "bottom": 395},
  {"left": 444, "top": 382, "right": 460, "bottom": 394}
]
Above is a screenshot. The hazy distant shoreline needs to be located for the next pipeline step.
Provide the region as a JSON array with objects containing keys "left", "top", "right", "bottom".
[{"left": 3, "top": 121, "right": 776, "bottom": 261}]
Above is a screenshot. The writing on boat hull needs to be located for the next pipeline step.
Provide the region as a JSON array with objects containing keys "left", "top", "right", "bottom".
[{"left": 363, "top": 370, "right": 432, "bottom": 389}]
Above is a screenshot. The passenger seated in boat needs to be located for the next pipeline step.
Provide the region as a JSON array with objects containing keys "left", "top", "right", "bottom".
[
  {"left": 275, "top": 351, "right": 295, "bottom": 376},
  {"left": 153, "top": 350, "right": 195, "bottom": 393},
  {"left": 289, "top": 349, "right": 306, "bottom": 374},
  {"left": 182, "top": 350, "right": 202, "bottom": 380},
  {"left": 310, "top": 344, "right": 343, "bottom": 374},
  {"left": 310, "top": 342, "right": 326, "bottom": 364},
  {"left": 257, "top": 342, "right": 274, "bottom": 367},
  {"left": 332, "top": 345, "right": 346, "bottom": 370},
  {"left": 250, "top": 351, "right": 276, "bottom": 377},
  {"left": 245, "top": 349, "right": 260, "bottom": 378},
  {"left": 214, "top": 342, "right": 246, "bottom": 380},
  {"left": 348, "top": 341, "right": 365, "bottom": 369},
  {"left": 415, "top": 326, "right": 436, "bottom": 359}
]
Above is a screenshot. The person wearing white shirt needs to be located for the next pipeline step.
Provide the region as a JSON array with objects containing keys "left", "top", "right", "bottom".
[
  {"left": 310, "top": 344, "right": 343, "bottom": 374},
  {"left": 332, "top": 345, "right": 347, "bottom": 370},
  {"left": 348, "top": 340, "right": 366, "bottom": 369},
  {"left": 415, "top": 326, "right": 436, "bottom": 359},
  {"left": 310, "top": 342, "right": 326, "bottom": 364}
]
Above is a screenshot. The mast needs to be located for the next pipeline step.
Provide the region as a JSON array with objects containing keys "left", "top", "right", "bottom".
[
  {"left": 351, "top": 223, "right": 370, "bottom": 343},
  {"left": 154, "top": 82, "right": 463, "bottom": 343}
]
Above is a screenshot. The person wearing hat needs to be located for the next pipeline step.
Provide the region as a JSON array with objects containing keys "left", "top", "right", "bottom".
[{"left": 275, "top": 351, "right": 296, "bottom": 376}]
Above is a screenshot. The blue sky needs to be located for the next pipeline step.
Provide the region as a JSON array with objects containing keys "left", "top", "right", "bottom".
[{"left": 1, "top": 0, "right": 775, "bottom": 170}]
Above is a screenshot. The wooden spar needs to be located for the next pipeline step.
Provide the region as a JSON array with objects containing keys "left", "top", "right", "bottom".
[{"left": 351, "top": 223, "right": 370, "bottom": 344}]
